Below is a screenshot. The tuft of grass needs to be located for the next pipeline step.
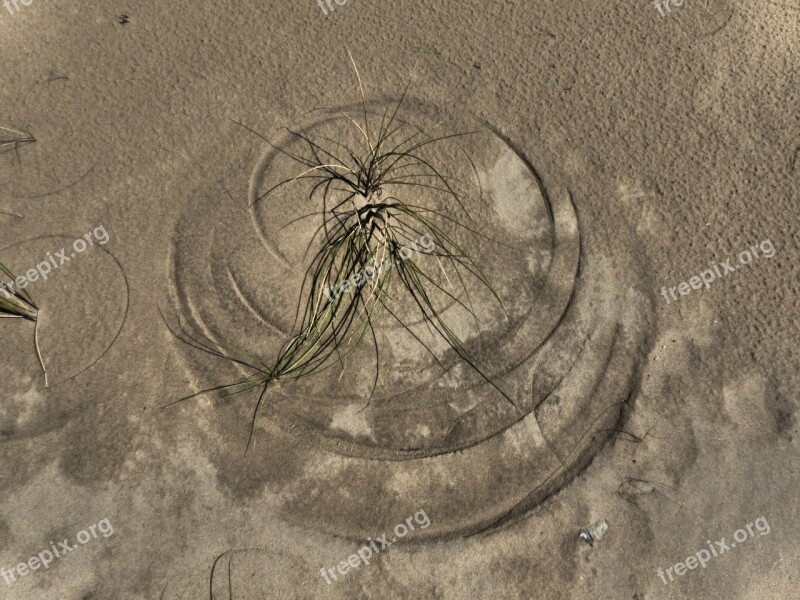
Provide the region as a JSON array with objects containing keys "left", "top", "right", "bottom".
[
  {"left": 166, "top": 53, "right": 516, "bottom": 450},
  {"left": 0, "top": 261, "right": 48, "bottom": 386}
]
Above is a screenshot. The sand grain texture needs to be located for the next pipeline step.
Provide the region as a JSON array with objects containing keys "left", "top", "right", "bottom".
[{"left": 0, "top": 0, "right": 798, "bottom": 598}]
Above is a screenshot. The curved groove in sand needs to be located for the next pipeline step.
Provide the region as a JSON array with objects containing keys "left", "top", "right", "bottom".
[
  {"left": 12, "top": 164, "right": 96, "bottom": 200},
  {"left": 224, "top": 262, "right": 286, "bottom": 337},
  {"left": 53, "top": 246, "right": 131, "bottom": 387},
  {"left": 0, "top": 235, "right": 130, "bottom": 388}
]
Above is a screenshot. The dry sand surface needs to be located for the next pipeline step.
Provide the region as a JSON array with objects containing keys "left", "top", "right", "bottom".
[{"left": 1, "top": 0, "right": 798, "bottom": 598}]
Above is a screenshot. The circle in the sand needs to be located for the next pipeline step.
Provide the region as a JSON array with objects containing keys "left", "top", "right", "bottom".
[
  {"left": 0, "top": 84, "right": 98, "bottom": 201},
  {"left": 1, "top": 235, "right": 129, "bottom": 393},
  {"left": 170, "top": 100, "right": 654, "bottom": 541}
]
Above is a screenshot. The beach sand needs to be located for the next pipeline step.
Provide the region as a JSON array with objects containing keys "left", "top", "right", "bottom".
[{"left": 0, "top": 0, "right": 797, "bottom": 598}]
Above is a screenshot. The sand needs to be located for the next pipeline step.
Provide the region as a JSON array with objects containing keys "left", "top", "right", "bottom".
[{"left": 1, "top": 0, "right": 798, "bottom": 598}]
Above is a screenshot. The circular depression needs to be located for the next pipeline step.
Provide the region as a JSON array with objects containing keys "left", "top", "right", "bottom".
[
  {"left": 167, "top": 101, "right": 655, "bottom": 539},
  {"left": 171, "top": 104, "right": 580, "bottom": 457}
]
